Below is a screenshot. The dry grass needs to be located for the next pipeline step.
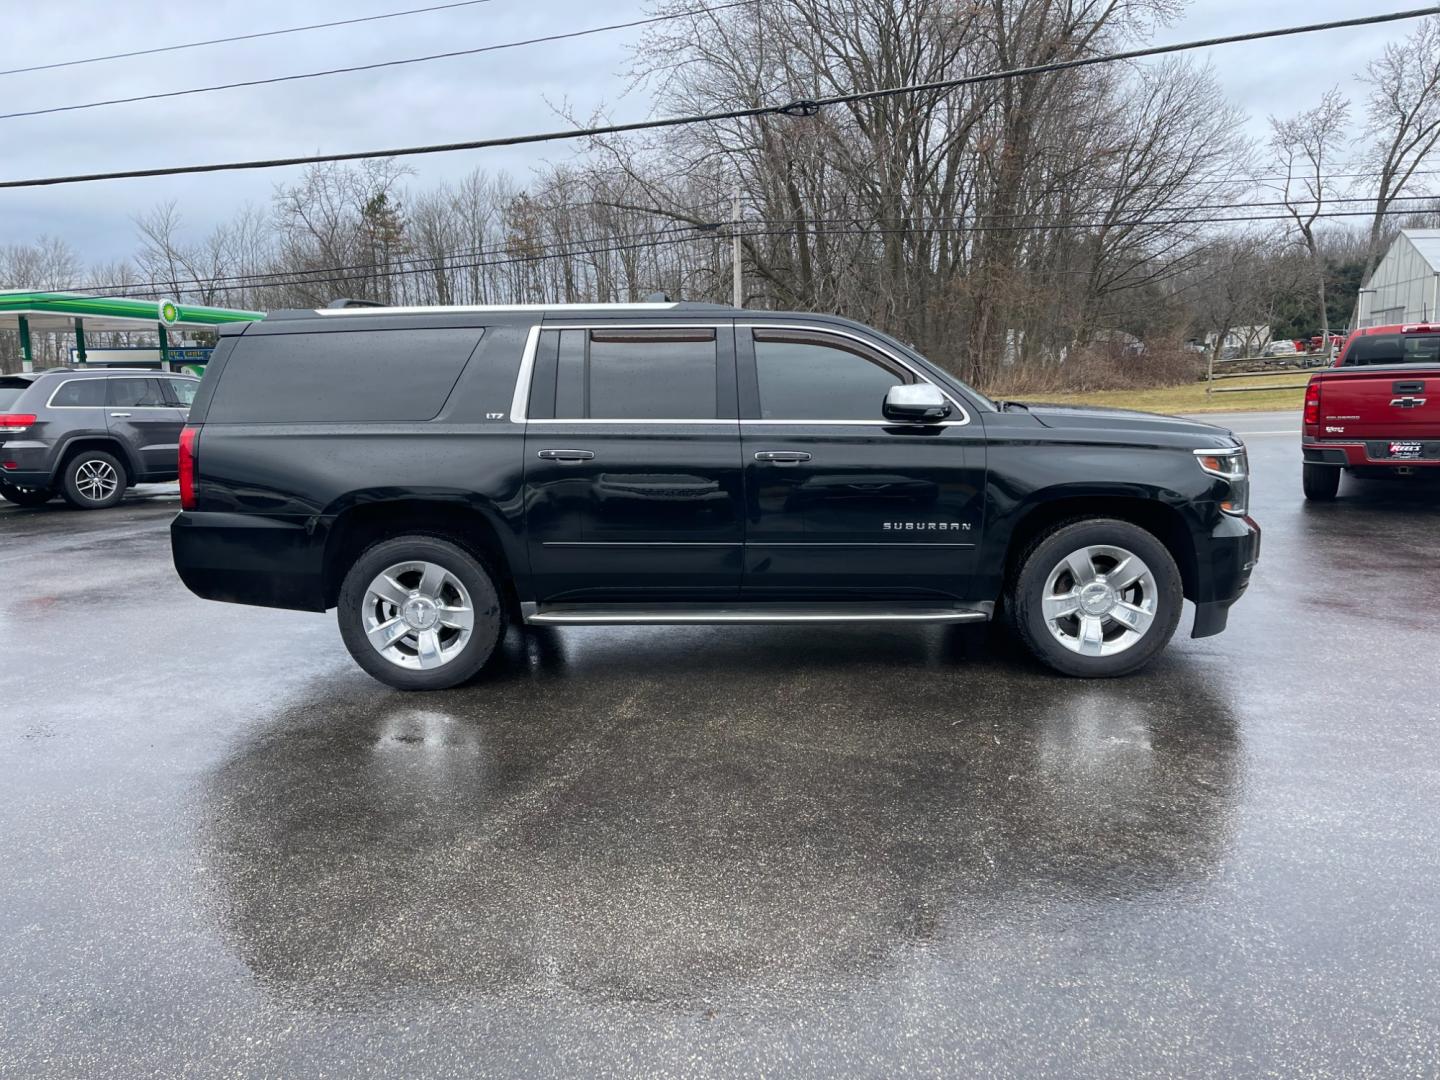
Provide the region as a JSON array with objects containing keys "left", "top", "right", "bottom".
[
  {"left": 983, "top": 342, "right": 1308, "bottom": 414},
  {"left": 1005, "top": 380, "right": 1307, "bottom": 414}
]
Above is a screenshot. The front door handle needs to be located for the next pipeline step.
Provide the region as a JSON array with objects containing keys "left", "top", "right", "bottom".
[
  {"left": 109, "top": 412, "right": 132, "bottom": 418},
  {"left": 754, "top": 451, "right": 812, "bottom": 465},
  {"left": 537, "top": 448, "right": 595, "bottom": 462}
]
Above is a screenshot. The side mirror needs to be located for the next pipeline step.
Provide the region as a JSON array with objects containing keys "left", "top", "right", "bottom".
[{"left": 883, "top": 383, "right": 952, "bottom": 423}]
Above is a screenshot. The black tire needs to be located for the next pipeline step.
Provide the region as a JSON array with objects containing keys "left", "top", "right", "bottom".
[
  {"left": 1302, "top": 463, "right": 1341, "bottom": 502},
  {"left": 336, "top": 534, "right": 505, "bottom": 691},
  {"left": 1007, "top": 517, "right": 1183, "bottom": 678},
  {"left": 0, "top": 482, "right": 55, "bottom": 507},
  {"left": 60, "top": 450, "right": 127, "bottom": 510}
]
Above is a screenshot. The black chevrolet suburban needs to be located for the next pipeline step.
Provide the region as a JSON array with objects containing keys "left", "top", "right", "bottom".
[{"left": 170, "top": 302, "right": 1259, "bottom": 689}]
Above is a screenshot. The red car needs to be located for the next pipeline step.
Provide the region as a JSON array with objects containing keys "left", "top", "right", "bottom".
[{"left": 1302, "top": 323, "right": 1440, "bottom": 499}]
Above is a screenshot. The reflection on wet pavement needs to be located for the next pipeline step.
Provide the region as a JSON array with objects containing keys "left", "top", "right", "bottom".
[{"left": 199, "top": 627, "right": 1240, "bottom": 1007}]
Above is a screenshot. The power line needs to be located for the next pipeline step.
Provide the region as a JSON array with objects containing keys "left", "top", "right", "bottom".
[
  {"left": 732, "top": 191, "right": 1440, "bottom": 222},
  {"left": 0, "top": 0, "right": 504, "bottom": 78},
  {"left": 0, "top": 5, "right": 751, "bottom": 123},
  {"left": 83, "top": 220, "right": 709, "bottom": 296},
  {"left": 92, "top": 230, "right": 723, "bottom": 300},
  {"left": 3, "top": 6, "right": 1434, "bottom": 190},
  {"left": 72, "top": 201, "right": 1440, "bottom": 301}
]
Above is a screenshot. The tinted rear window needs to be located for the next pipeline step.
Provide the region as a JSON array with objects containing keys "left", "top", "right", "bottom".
[
  {"left": 1343, "top": 333, "right": 1440, "bottom": 366},
  {"left": 206, "top": 329, "right": 480, "bottom": 423}
]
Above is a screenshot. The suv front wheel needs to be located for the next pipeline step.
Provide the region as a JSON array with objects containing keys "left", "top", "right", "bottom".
[
  {"left": 337, "top": 535, "right": 505, "bottom": 690},
  {"left": 60, "top": 450, "right": 127, "bottom": 510},
  {"left": 1009, "top": 518, "right": 1183, "bottom": 678}
]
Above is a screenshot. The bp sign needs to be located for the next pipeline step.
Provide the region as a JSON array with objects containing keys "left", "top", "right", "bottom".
[{"left": 159, "top": 299, "right": 180, "bottom": 326}]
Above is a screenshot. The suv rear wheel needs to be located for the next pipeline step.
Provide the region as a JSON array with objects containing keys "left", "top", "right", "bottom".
[
  {"left": 1302, "top": 463, "right": 1341, "bottom": 501},
  {"left": 0, "top": 482, "right": 55, "bottom": 507},
  {"left": 60, "top": 450, "right": 127, "bottom": 510},
  {"left": 1008, "top": 518, "right": 1182, "bottom": 678},
  {"left": 337, "top": 535, "right": 505, "bottom": 690}
]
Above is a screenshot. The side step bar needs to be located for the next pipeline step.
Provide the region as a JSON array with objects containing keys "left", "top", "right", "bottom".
[{"left": 521, "top": 602, "right": 992, "bottom": 626}]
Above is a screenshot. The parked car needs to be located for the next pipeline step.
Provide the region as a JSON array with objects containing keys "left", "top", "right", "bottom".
[
  {"left": 1301, "top": 322, "right": 1440, "bottom": 500},
  {"left": 1263, "top": 340, "right": 1300, "bottom": 357},
  {"left": 0, "top": 368, "right": 199, "bottom": 509},
  {"left": 171, "top": 302, "right": 1260, "bottom": 688}
]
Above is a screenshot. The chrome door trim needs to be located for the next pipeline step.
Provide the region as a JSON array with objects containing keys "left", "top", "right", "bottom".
[{"left": 523, "top": 607, "right": 990, "bottom": 626}]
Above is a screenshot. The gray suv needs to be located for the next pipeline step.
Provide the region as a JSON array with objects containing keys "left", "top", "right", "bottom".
[{"left": 0, "top": 369, "right": 199, "bottom": 510}]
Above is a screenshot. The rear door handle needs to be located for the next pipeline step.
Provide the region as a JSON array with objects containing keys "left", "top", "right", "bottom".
[
  {"left": 754, "top": 451, "right": 812, "bottom": 464},
  {"left": 537, "top": 449, "right": 595, "bottom": 462},
  {"left": 109, "top": 412, "right": 131, "bottom": 418}
]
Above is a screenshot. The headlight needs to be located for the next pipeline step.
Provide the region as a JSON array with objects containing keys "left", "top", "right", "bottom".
[{"left": 1194, "top": 447, "right": 1249, "bottom": 516}]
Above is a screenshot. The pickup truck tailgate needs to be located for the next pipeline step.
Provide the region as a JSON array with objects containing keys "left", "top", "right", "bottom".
[{"left": 1313, "top": 366, "right": 1440, "bottom": 439}]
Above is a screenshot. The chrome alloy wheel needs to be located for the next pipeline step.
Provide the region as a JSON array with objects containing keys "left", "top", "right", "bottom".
[
  {"left": 361, "top": 561, "right": 475, "bottom": 670},
  {"left": 74, "top": 459, "right": 120, "bottom": 502},
  {"left": 1041, "top": 544, "right": 1158, "bottom": 657}
]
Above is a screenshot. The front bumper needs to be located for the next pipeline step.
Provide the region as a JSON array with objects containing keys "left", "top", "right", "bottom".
[
  {"left": 1190, "top": 512, "right": 1260, "bottom": 639},
  {"left": 171, "top": 511, "right": 329, "bottom": 613}
]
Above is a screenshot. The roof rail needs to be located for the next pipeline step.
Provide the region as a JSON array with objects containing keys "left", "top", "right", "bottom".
[{"left": 326, "top": 298, "right": 385, "bottom": 309}]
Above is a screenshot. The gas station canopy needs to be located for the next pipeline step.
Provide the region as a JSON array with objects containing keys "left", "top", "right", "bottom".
[{"left": 0, "top": 290, "right": 264, "bottom": 371}]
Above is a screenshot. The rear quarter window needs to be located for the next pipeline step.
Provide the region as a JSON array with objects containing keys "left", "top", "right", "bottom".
[{"left": 205, "top": 329, "right": 482, "bottom": 423}]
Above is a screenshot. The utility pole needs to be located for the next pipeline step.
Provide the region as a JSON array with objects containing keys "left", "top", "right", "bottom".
[{"left": 732, "top": 185, "right": 743, "bottom": 309}]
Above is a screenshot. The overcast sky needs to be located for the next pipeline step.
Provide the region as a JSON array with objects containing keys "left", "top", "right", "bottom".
[{"left": 0, "top": 0, "right": 1420, "bottom": 269}]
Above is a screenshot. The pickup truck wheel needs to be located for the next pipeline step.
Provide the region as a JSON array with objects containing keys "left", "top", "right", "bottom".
[
  {"left": 0, "top": 482, "right": 55, "bottom": 507},
  {"left": 1302, "top": 463, "right": 1341, "bottom": 501},
  {"left": 337, "top": 535, "right": 504, "bottom": 691},
  {"left": 1009, "top": 519, "right": 1182, "bottom": 678},
  {"left": 60, "top": 451, "right": 126, "bottom": 510}
]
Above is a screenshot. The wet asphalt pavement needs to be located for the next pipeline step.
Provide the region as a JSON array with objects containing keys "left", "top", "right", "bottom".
[{"left": 1, "top": 410, "right": 1438, "bottom": 1078}]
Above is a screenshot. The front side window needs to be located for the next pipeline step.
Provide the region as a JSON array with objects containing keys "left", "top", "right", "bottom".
[
  {"left": 49, "top": 379, "right": 107, "bottom": 407},
  {"left": 753, "top": 332, "right": 910, "bottom": 420},
  {"left": 550, "top": 329, "right": 718, "bottom": 420},
  {"left": 108, "top": 377, "right": 169, "bottom": 408}
]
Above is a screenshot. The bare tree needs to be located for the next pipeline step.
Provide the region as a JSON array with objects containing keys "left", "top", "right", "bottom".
[
  {"left": 1358, "top": 16, "right": 1440, "bottom": 275},
  {"left": 1270, "top": 88, "right": 1350, "bottom": 348}
]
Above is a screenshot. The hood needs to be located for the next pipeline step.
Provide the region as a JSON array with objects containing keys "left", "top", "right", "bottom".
[{"left": 1014, "top": 401, "right": 1236, "bottom": 442}]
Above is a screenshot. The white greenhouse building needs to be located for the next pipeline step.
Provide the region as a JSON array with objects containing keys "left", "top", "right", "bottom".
[{"left": 1355, "top": 228, "right": 1440, "bottom": 328}]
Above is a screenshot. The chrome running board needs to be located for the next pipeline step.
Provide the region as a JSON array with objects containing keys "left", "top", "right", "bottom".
[{"left": 521, "top": 601, "right": 991, "bottom": 626}]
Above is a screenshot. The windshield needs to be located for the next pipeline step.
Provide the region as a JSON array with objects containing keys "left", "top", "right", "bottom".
[{"left": 1343, "top": 333, "right": 1440, "bottom": 366}]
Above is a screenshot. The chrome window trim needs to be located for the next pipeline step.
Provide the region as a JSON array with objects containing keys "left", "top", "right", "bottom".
[
  {"left": 44, "top": 380, "right": 180, "bottom": 414},
  {"left": 743, "top": 321, "right": 971, "bottom": 427},
  {"left": 508, "top": 325, "right": 544, "bottom": 423},
  {"left": 508, "top": 320, "right": 973, "bottom": 426}
]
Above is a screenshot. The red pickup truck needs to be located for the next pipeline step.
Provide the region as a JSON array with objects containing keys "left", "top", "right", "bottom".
[{"left": 1302, "top": 323, "right": 1440, "bottom": 500}]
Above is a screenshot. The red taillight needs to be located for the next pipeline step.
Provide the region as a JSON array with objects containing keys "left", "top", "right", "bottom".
[
  {"left": 0, "top": 413, "right": 37, "bottom": 433},
  {"left": 1303, "top": 381, "right": 1321, "bottom": 427},
  {"left": 178, "top": 425, "right": 199, "bottom": 510}
]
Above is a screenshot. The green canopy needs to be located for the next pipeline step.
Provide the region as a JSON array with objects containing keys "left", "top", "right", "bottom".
[{"left": 0, "top": 290, "right": 264, "bottom": 371}]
